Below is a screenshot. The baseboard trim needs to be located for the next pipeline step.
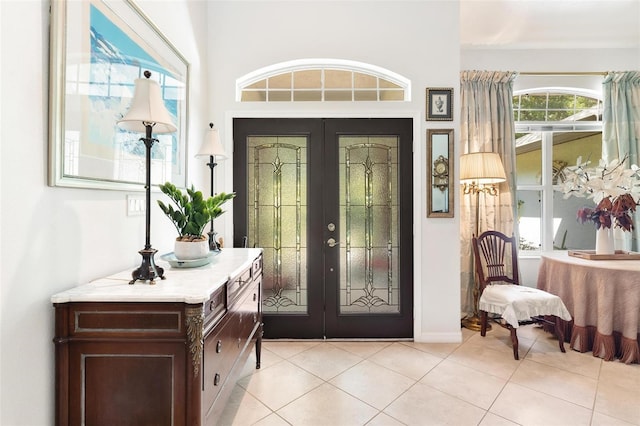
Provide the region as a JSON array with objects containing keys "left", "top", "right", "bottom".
[{"left": 414, "top": 331, "right": 462, "bottom": 343}]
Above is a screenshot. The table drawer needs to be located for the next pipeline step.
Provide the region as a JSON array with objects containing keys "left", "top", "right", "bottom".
[
  {"left": 227, "top": 268, "right": 252, "bottom": 305},
  {"left": 66, "top": 302, "right": 185, "bottom": 338},
  {"left": 202, "top": 317, "right": 242, "bottom": 412},
  {"left": 235, "top": 280, "right": 261, "bottom": 337},
  {"left": 202, "top": 279, "right": 261, "bottom": 411},
  {"left": 204, "top": 287, "right": 226, "bottom": 326},
  {"left": 252, "top": 255, "right": 263, "bottom": 278}
]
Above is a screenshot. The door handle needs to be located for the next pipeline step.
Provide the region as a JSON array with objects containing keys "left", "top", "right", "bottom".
[{"left": 327, "top": 238, "right": 340, "bottom": 248}]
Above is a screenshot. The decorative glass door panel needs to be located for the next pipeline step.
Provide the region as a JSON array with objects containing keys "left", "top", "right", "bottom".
[
  {"left": 234, "top": 118, "right": 412, "bottom": 339},
  {"left": 247, "top": 136, "right": 308, "bottom": 314},
  {"left": 339, "top": 136, "right": 399, "bottom": 314}
]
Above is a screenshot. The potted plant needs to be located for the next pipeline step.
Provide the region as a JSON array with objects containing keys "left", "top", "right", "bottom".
[{"left": 157, "top": 182, "right": 235, "bottom": 259}]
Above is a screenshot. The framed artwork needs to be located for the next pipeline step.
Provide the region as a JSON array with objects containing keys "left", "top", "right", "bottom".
[
  {"left": 427, "top": 129, "right": 454, "bottom": 218},
  {"left": 49, "top": 0, "right": 189, "bottom": 190},
  {"left": 426, "top": 88, "right": 453, "bottom": 121}
]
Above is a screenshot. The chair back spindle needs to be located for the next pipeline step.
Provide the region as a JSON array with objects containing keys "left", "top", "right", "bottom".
[{"left": 472, "top": 231, "right": 519, "bottom": 292}]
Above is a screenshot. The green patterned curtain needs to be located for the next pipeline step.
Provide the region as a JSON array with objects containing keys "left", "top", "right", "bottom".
[
  {"left": 602, "top": 71, "right": 640, "bottom": 164},
  {"left": 459, "top": 70, "right": 518, "bottom": 318},
  {"left": 602, "top": 71, "right": 640, "bottom": 250}
]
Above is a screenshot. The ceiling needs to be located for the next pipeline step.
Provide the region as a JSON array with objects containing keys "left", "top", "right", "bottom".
[{"left": 460, "top": 0, "right": 640, "bottom": 49}]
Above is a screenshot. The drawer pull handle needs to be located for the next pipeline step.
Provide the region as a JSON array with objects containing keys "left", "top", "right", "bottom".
[
  {"left": 209, "top": 300, "right": 216, "bottom": 311},
  {"left": 253, "top": 293, "right": 257, "bottom": 302},
  {"left": 214, "top": 373, "right": 221, "bottom": 386},
  {"left": 216, "top": 340, "right": 222, "bottom": 353}
]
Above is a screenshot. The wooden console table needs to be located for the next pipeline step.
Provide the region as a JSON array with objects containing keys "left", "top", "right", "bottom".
[
  {"left": 537, "top": 251, "right": 640, "bottom": 364},
  {"left": 51, "top": 248, "right": 263, "bottom": 425}
]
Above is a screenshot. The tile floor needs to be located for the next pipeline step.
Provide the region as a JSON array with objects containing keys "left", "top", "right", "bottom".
[{"left": 219, "top": 325, "right": 640, "bottom": 426}]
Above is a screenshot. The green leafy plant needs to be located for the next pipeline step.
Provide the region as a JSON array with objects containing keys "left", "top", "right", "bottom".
[{"left": 157, "top": 182, "right": 235, "bottom": 241}]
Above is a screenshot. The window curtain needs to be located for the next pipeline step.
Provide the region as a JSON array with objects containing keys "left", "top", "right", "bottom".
[
  {"left": 602, "top": 71, "right": 640, "bottom": 251},
  {"left": 460, "top": 70, "right": 518, "bottom": 318}
]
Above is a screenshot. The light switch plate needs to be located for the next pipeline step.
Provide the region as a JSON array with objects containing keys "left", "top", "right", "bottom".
[{"left": 127, "top": 195, "right": 146, "bottom": 216}]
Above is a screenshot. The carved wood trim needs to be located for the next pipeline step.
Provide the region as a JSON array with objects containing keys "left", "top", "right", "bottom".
[{"left": 185, "top": 305, "right": 204, "bottom": 376}]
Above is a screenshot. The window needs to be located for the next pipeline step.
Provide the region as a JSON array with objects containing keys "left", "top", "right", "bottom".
[
  {"left": 513, "top": 89, "right": 602, "bottom": 123},
  {"left": 236, "top": 59, "right": 410, "bottom": 102},
  {"left": 514, "top": 88, "right": 603, "bottom": 252}
]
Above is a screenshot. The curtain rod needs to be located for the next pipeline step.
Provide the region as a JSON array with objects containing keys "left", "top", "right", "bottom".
[{"left": 518, "top": 72, "right": 608, "bottom": 76}]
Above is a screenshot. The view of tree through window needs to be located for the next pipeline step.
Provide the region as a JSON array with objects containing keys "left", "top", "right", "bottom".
[
  {"left": 514, "top": 92, "right": 601, "bottom": 122},
  {"left": 514, "top": 89, "right": 602, "bottom": 252}
]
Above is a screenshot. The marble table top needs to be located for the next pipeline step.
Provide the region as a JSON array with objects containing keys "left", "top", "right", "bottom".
[{"left": 51, "top": 248, "right": 262, "bottom": 304}]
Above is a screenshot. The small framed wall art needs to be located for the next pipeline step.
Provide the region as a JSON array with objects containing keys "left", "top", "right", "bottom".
[{"left": 426, "top": 87, "right": 453, "bottom": 121}]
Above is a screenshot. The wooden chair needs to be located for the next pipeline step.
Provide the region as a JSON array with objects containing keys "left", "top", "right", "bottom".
[{"left": 472, "top": 231, "right": 572, "bottom": 360}]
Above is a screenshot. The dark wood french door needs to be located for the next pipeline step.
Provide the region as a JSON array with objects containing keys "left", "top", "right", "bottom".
[{"left": 233, "top": 118, "right": 413, "bottom": 339}]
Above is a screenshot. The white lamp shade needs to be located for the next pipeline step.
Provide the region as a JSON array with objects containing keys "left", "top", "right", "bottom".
[
  {"left": 196, "top": 124, "right": 227, "bottom": 159},
  {"left": 117, "top": 72, "right": 176, "bottom": 134},
  {"left": 460, "top": 152, "right": 507, "bottom": 184}
]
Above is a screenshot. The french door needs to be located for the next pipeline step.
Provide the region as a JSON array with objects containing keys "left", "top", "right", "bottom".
[{"left": 233, "top": 118, "right": 413, "bottom": 339}]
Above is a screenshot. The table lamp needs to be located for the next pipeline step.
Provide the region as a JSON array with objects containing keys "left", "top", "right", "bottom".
[
  {"left": 118, "top": 70, "right": 176, "bottom": 285},
  {"left": 195, "top": 123, "right": 227, "bottom": 251},
  {"left": 460, "top": 151, "right": 507, "bottom": 330}
]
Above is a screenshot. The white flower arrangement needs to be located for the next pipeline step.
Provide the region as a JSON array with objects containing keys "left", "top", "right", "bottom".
[{"left": 558, "top": 155, "right": 640, "bottom": 231}]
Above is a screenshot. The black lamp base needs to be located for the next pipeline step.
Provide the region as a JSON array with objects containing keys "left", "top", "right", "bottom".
[{"left": 129, "top": 247, "right": 165, "bottom": 285}]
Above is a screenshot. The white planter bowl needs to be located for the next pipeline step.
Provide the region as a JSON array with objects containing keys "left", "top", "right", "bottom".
[{"left": 174, "top": 238, "right": 209, "bottom": 260}]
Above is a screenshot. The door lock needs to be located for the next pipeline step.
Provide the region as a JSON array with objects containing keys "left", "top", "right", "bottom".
[
  {"left": 327, "top": 223, "right": 336, "bottom": 232},
  {"left": 327, "top": 238, "right": 340, "bottom": 248}
]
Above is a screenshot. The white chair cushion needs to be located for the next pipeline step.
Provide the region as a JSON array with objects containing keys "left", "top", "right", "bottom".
[{"left": 479, "top": 284, "right": 572, "bottom": 328}]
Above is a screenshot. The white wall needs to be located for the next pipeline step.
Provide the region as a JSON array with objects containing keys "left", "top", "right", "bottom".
[
  {"left": 461, "top": 47, "right": 640, "bottom": 74},
  {"left": 207, "top": 0, "right": 462, "bottom": 343},
  {"left": 0, "top": 1, "right": 210, "bottom": 423}
]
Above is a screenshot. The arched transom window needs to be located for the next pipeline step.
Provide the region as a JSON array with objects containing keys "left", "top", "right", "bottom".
[{"left": 236, "top": 59, "right": 410, "bottom": 102}]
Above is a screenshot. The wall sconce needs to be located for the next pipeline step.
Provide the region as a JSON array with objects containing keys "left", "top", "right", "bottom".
[
  {"left": 117, "top": 70, "right": 176, "bottom": 285},
  {"left": 460, "top": 152, "right": 507, "bottom": 198},
  {"left": 195, "top": 123, "right": 227, "bottom": 251}
]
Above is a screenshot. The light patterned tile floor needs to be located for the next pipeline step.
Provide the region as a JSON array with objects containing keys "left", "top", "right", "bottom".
[{"left": 219, "top": 325, "right": 640, "bottom": 425}]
